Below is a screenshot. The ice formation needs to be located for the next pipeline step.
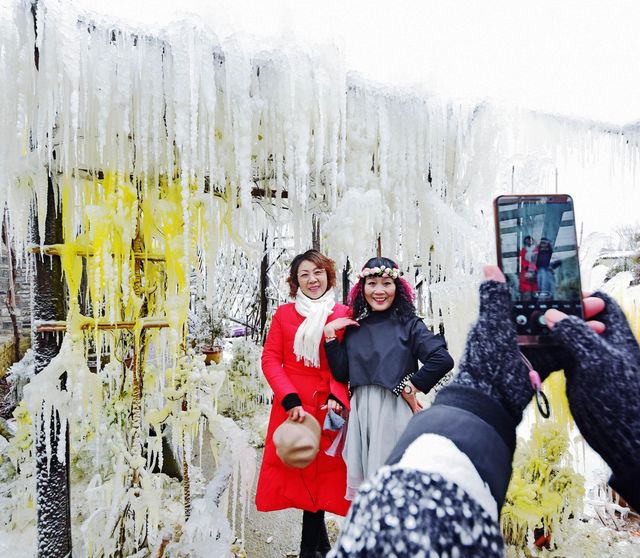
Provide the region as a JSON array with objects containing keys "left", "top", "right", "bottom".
[
  {"left": 0, "top": 0, "right": 639, "bottom": 556},
  {"left": 1, "top": 0, "right": 639, "bottom": 340}
]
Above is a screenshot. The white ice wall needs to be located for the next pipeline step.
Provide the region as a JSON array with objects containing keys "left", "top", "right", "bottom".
[{"left": 1, "top": 0, "right": 639, "bottom": 359}]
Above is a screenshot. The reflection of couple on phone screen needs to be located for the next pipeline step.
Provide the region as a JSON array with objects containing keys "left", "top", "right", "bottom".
[{"left": 519, "top": 236, "right": 560, "bottom": 299}]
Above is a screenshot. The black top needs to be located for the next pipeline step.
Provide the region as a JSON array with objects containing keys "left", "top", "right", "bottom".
[
  {"left": 324, "top": 309, "right": 454, "bottom": 394},
  {"left": 536, "top": 246, "right": 552, "bottom": 269}
]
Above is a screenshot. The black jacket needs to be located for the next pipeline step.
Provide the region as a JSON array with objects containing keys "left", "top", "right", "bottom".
[{"left": 325, "top": 310, "right": 454, "bottom": 394}]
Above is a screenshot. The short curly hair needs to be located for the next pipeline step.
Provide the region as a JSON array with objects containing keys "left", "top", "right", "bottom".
[
  {"left": 349, "top": 256, "right": 416, "bottom": 320},
  {"left": 287, "top": 250, "right": 337, "bottom": 298}
]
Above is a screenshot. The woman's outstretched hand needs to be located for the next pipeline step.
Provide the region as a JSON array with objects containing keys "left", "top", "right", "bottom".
[
  {"left": 324, "top": 317, "right": 359, "bottom": 339},
  {"left": 452, "top": 267, "right": 537, "bottom": 422}
]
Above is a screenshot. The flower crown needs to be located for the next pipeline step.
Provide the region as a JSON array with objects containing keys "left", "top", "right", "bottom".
[{"left": 356, "top": 266, "right": 402, "bottom": 280}]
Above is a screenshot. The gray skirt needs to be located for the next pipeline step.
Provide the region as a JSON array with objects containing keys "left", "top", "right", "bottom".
[{"left": 343, "top": 384, "right": 413, "bottom": 500}]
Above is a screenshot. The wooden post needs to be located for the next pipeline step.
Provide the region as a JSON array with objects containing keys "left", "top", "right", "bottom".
[
  {"left": 259, "top": 234, "right": 268, "bottom": 339},
  {"left": 414, "top": 264, "right": 424, "bottom": 316},
  {"left": 29, "top": 4, "right": 72, "bottom": 554},
  {"left": 312, "top": 215, "right": 320, "bottom": 251},
  {"left": 342, "top": 258, "right": 350, "bottom": 304},
  {"left": 2, "top": 207, "right": 20, "bottom": 362},
  {"left": 376, "top": 234, "right": 382, "bottom": 258},
  {"left": 32, "top": 178, "right": 72, "bottom": 558}
]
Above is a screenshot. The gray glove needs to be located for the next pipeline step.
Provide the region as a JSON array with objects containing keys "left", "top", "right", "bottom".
[
  {"left": 550, "top": 292, "right": 640, "bottom": 490},
  {"left": 454, "top": 281, "right": 543, "bottom": 422}
]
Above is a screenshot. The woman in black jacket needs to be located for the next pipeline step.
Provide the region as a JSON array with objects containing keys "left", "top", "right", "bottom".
[{"left": 323, "top": 257, "right": 454, "bottom": 500}]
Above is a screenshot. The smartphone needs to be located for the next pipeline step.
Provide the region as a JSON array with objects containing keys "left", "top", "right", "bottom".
[{"left": 494, "top": 194, "right": 584, "bottom": 346}]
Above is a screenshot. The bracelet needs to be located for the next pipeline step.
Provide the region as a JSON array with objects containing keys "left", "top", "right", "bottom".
[{"left": 325, "top": 335, "right": 337, "bottom": 342}]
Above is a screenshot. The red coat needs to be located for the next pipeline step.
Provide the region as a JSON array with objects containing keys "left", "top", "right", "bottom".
[
  {"left": 519, "top": 247, "right": 538, "bottom": 293},
  {"left": 255, "top": 302, "right": 351, "bottom": 516}
]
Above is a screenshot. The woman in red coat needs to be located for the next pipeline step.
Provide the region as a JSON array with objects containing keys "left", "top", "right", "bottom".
[
  {"left": 256, "top": 250, "right": 351, "bottom": 558},
  {"left": 519, "top": 235, "right": 538, "bottom": 299}
]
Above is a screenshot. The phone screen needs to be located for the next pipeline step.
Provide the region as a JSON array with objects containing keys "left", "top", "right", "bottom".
[{"left": 494, "top": 195, "right": 584, "bottom": 341}]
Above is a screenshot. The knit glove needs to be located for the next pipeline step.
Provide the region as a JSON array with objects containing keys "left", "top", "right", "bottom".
[
  {"left": 454, "top": 280, "right": 541, "bottom": 423},
  {"left": 550, "top": 292, "right": 640, "bottom": 483}
]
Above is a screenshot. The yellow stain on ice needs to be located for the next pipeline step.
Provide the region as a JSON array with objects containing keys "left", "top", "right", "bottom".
[
  {"left": 501, "top": 372, "right": 584, "bottom": 549},
  {"left": 57, "top": 171, "right": 230, "bottom": 352}
]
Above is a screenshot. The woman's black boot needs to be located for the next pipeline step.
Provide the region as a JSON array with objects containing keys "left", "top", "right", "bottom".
[
  {"left": 301, "top": 510, "right": 325, "bottom": 558},
  {"left": 316, "top": 520, "right": 331, "bottom": 557}
]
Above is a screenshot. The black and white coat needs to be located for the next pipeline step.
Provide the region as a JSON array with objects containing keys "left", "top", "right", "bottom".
[
  {"left": 329, "top": 384, "right": 518, "bottom": 557},
  {"left": 331, "top": 380, "right": 640, "bottom": 557}
]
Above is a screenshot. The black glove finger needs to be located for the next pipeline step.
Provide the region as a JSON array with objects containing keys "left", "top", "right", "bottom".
[
  {"left": 591, "top": 292, "right": 640, "bottom": 354},
  {"left": 464, "top": 309, "right": 520, "bottom": 369},
  {"left": 564, "top": 354, "right": 640, "bottom": 477},
  {"left": 458, "top": 280, "right": 517, "bottom": 373},
  {"left": 477, "top": 280, "right": 515, "bottom": 330},
  {"left": 550, "top": 314, "right": 611, "bottom": 372}
]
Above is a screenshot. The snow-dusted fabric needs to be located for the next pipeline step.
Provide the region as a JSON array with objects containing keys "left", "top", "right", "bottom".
[
  {"left": 294, "top": 289, "right": 336, "bottom": 367},
  {"left": 329, "top": 468, "right": 504, "bottom": 558},
  {"left": 397, "top": 433, "right": 498, "bottom": 520},
  {"left": 343, "top": 385, "right": 412, "bottom": 500}
]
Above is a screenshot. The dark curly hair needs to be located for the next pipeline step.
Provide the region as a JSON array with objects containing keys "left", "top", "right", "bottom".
[{"left": 348, "top": 257, "right": 416, "bottom": 320}]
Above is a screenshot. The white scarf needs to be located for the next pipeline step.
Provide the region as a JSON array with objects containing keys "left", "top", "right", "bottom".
[{"left": 293, "top": 289, "right": 336, "bottom": 368}]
